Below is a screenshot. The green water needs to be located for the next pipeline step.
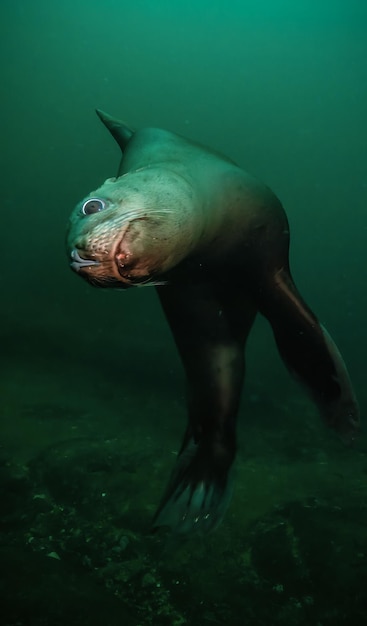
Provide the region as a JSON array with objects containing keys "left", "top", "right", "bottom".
[{"left": 1, "top": 1, "right": 367, "bottom": 624}]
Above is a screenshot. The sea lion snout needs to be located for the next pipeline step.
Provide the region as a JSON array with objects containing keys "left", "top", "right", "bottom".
[{"left": 69, "top": 248, "right": 100, "bottom": 272}]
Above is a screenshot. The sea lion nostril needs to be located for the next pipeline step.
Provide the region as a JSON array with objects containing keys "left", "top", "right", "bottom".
[
  {"left": 82, "top": 197, "right": 106, "bottom": 215},
  {"left": 70, "top": 248, "right": 99, "bottom": 271}
]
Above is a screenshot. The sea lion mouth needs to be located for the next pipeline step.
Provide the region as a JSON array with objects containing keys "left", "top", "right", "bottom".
[{"left": 70, "top": 248, "right": 100, "bottom": 272}]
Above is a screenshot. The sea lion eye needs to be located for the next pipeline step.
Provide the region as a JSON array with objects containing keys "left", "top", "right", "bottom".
[{"left": 82, "top": 198, "right": 106, "bottom": 215}]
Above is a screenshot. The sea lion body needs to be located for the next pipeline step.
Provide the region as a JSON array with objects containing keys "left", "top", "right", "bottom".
[
  {"left": 66, "top": 110, "right": 359, "bottom": 533},
  {"left": 68, "top": 126, "right": 285, "bottom": 288}
]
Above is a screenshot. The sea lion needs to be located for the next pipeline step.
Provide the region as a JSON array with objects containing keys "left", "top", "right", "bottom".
[{"left": 66, "top": 109, "right": 360, "bottom": 534}]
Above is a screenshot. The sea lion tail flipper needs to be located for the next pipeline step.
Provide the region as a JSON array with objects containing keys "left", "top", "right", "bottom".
[
  {"left": 95, "top": 109, "right": 134, "bottom": 152},
  {"left": 152, "top": 437, "right": 234, "bottom": 534}
]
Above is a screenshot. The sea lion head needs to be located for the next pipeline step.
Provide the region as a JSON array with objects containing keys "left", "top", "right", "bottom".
[{"left": 66, "top": 167, "right": 200, "bottom": 288}]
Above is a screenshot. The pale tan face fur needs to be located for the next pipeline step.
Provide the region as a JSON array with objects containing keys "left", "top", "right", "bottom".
[{"left": 67, "top": 168, "right": 201, "bottom": 288}]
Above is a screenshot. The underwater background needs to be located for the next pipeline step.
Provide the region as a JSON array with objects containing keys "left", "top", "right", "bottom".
[{"left": 1, "top": 0, "right": 367, "bottom": 624}]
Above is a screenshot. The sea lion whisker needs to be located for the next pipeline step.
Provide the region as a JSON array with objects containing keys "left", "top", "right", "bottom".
[
  {"left": 136, "top": 277, "right": 168, "bottom": 287},
  {"left": 112, "top": 208, "right": 175, "bottom": 228},
  {"left": 118, "top": 207, "right": 175, "bottom": 222}
]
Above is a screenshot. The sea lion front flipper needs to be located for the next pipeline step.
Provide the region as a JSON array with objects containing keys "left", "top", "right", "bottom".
[
  {"left": 256, "top": 267, "right": 360, "bottom": 442},
  {"left": 95, "top": 109, "right": 134, "bottom": 168},
  {"left": 96, "top": 109, "right": 135, "bottom": 179},
  {"left": 153, "top": 282, "right": 257, "bottom": 533}
]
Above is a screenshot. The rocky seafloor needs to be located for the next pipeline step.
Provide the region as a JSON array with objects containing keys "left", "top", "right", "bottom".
[{"left": 1, "top": 419, "right": 367, "bottom": 626}]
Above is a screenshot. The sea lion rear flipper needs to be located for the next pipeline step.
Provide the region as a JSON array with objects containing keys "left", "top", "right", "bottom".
[
  {"left": 153, "top": 282, "right": 256, "bottom": 533},
  {"left": 152, "top": 435, "right": 234, "bottom": 534},
  {"left": 258, "top": 267, "right": 360, "bottom": 442}
]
